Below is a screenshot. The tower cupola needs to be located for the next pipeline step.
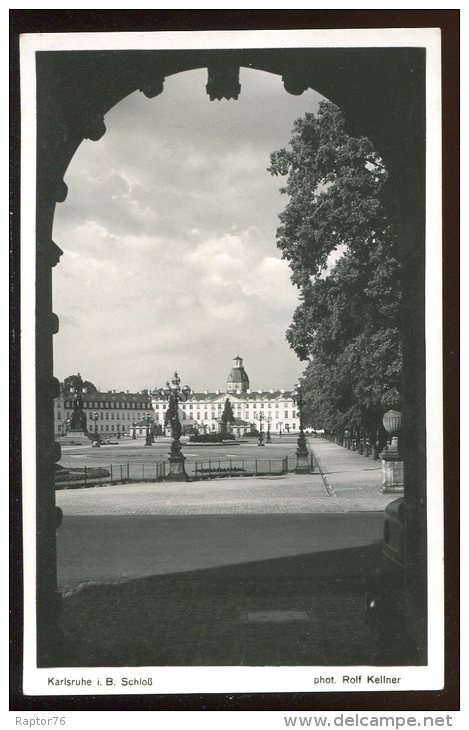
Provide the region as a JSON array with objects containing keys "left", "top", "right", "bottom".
[{"left": 226, "top": 355, "right": 249, "bottom": 394}]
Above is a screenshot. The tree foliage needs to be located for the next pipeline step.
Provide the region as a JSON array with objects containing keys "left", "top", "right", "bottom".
[
  {"left": 221, "top": 398, "right": 235, "bottom": 433},
  {"left": 62, "top": 373, "right": 98, "bottom": 393},
  {"left": 269, "top": 101, "right": 401, "bottom": 434}
]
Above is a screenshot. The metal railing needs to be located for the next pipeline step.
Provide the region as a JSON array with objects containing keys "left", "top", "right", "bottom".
[
  {"left": 55, "top": 461, "right": 167, "bottom": 489},
  {"left": 190, "top": 457, "right": 289, "bottom": 479},
  {"left": 55, "top": 453, "right": 318, "bottom": 487}
]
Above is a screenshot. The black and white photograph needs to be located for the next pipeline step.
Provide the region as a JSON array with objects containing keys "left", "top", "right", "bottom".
[{"left": 11, "top": 11, "right": 459, "bottom": 714}]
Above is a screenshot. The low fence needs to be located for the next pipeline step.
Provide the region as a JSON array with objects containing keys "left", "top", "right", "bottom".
[
  {"left": 191, "top": 457, "right": 287, "bottom": 479},
  {"left": 56, "top": 453, "right": 318, "bottom": 488},
  {"left": 55, "top": 461, "right": 167, "bottom": 489},
  {"left": 190, "top": 455, "right": 316, "bottom": 479}
]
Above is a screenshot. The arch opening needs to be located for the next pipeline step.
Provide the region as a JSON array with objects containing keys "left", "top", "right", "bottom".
[{"left": 33, "top": 47, "right": 428, "bottom": 668}]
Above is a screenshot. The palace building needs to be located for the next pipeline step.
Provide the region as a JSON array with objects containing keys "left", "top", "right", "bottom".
[
  {"left": 54, "top": 388, "right": 153, "bottom": 438},
  {"left": 54, "top": 356, "right": 299, "bottom": 438},
  {"left": 152, "top": 356, "right": 299, "bottom": 436}
]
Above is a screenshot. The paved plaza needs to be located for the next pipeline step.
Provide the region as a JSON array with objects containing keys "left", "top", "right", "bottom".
[
  {"left": 57, "top": 439, "right": 404, "bottom": 667},
  {"left": 56, "top": 436, "right": 391, "bottom": 515}
]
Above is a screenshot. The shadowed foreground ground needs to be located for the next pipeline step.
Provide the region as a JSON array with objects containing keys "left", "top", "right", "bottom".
[{"left": 59, "top": 542, "right": 408, "bottom": 667}]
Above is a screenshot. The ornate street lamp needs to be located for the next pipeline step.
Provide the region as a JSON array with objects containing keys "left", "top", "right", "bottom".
[
  {"left": 292, "top": 383, "right": 312, "bottom": 474},
  {"left": 132, "top": 421, "right": 137, "bottom": 439},
  {"left": 92, "top": 411, "right": 100, "bottom": 446},
  {"left": 156, "top": 372, "right": 191, "bottom": 481},
  {"left": 253, "top": 411, "right": 265, "bottom": 447},
  {"left": 144, "top": 411, "right": 153, "bottom": 447},
  {"left": 265, "top": 416, "right": 272, "bottom": 444}
]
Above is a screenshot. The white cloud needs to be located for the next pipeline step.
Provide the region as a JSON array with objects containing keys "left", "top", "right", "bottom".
[
  {"left": 184, "top": 233, "right": 248, "bottom": 271},
  {"left": 52, "top": 67, "right": 324, "bottom": 390}
]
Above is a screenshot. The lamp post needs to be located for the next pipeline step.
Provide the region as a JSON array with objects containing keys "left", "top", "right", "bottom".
[
  {"left": 157, "top": 372, "right": 191, "bottom": 481},
  {"left": 132, "top": 421, "right": 137, "bottom": 440},
  {"left": 265, "top": 416, "right": 272, "bottom": 444},
  {"left": 92, "top": 411, "right": 100, "bottom": 446},
  {"left": 144, "top": 411, "right": 153, "bottom": 447},
  {"left": 254, "top": 411, "right": 265, "bottom": 447},
  {"left": 344, "top": 428, "right": 351, "bottom": 449},
  {"left": 292, "top": 383, "right": 312, "bottom": 474}
]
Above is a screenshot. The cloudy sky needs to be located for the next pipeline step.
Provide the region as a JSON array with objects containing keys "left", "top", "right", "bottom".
[{"left": 53, "top": 67, "right": 324, "bottom": 392}]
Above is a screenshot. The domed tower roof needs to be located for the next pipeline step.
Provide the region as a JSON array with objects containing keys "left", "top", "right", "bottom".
[{"left": 227, "top": 355, "right": 249, "bottom": 393}]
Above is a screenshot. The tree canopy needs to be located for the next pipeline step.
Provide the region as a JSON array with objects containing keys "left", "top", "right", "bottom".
[
  {"left": 221, "top": 398, "right": 235, "bottom": 433},
  {"left": 62, "top": 373, "right": 98, "bottom": 394},
  {"left": 269, "top": 101, "right": 401, "bottom": 435}
]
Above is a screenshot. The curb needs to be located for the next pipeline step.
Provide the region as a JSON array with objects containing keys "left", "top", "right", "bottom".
[{"left": 308, "top": 441, "right": 337, "bottom": 497}]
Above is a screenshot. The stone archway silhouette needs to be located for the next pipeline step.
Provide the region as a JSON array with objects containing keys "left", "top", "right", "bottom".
[{"left": 35, "top": 47, "right": 426, "bottom": 665}]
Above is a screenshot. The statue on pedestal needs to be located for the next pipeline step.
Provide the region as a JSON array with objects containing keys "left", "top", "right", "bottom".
[{"left": 69, "top": 387, "right": 87, "bottom": 433}]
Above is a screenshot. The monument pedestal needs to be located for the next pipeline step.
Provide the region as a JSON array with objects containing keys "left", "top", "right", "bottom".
[
  {"left": 295, "top": 452, "right": 312, "bottom": 474},
  {"left": 60, "top": 431, "right": 90, "bottom": 446},
  {"left": 379, "top": 438, "right": 404, "bottom": 493},
  {"left": 166, "top": 454, "right": 189, "bottom": 482},
  {"left": 295, "top": 430, "right": 312, "bottom": 474}
]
